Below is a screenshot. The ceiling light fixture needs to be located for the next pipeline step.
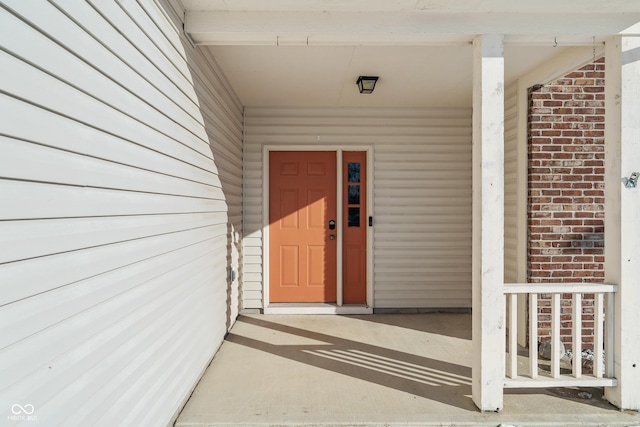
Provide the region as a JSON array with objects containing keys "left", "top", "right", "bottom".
[{"left": 356, "top": 76, "right": 379, "bottom": 94}]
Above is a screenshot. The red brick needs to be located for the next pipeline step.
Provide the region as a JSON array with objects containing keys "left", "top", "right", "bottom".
[
  {"left": 552, "top": 93, "right": 573, "bottom": 100},
  {"left": 583, "top": 86, "right": 604, "bottom": 93},
  {"left": 529, "top": 59, "right": 604, "bottom": 344},
  {"left": 574, "top": 93, "right": 595, "bottom": 100}
]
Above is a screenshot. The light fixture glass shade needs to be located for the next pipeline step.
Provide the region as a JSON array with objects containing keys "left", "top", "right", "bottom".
[{"left": 356, "top": 76, "right": 379, "bottom": 94}]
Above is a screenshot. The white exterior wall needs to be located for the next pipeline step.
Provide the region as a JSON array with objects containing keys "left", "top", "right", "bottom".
[
  {"left": 243, "top": 107, "right": 472, "bottom": 309},
  {"left": 0, "top": 1, "right": 242, "bottom": 425}
]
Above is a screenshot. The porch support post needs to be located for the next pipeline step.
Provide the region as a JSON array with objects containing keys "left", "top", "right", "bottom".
[
  {"left": 604, "top": 34, "right": 640, "bottom": 410},
  {"left": 471, "top": 34, "right": 505, "bottom": 412}
]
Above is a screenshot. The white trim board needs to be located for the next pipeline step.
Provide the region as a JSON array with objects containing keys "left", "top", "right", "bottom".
[{"left": 264, "top": 304, "right": 373, "bottom": 315}]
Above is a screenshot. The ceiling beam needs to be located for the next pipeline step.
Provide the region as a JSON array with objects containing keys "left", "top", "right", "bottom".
[
  {"left": 185, "top": 11, "right": 640, "bottom": 46},
  {"left": 180, "top": 0, "right": 640, "bottom": 14}
]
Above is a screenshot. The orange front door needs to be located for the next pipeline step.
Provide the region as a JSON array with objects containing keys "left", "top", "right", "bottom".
[{"left": 269, "top": 151, "right": 337, "bottom": 302}]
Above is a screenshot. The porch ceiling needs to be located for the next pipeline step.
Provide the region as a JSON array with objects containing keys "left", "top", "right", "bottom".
[{"left": 181, "top": 0, "right": 640, "bottom": 108}]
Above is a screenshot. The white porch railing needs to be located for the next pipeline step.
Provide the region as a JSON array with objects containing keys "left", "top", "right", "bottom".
[{"left": 503, "top": 283, "right": 617, "bottom": 388}]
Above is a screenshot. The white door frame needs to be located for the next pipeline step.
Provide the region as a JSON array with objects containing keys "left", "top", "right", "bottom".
[{"left": 262, "top": 145, "right": 374, "bottom": 314}]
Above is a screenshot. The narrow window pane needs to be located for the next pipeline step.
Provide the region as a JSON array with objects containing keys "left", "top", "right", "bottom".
[
  {"left": 348, "top": 185, "right": 360, "bottom": 205},
  {"left": 348, "top": 207, "right": 360, "bottom": 227},
  {"left": 348, "top": 162, "right": 360, "bottom": 183}
]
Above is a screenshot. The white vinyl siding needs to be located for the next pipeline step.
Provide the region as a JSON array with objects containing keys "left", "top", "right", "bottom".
[
  {"left": 243, "top": 107, "right": 472, "bottom": 309},
  {"left": 0, "top": 1, "right": 242, "bottom": 426},
  {"left": 504, "top": 81, "right": 519, "bottom": 282}
]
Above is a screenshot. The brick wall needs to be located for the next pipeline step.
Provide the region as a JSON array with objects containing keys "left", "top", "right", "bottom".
[{"left": 527, "top": 58, "right": 605, "bottom": 350}]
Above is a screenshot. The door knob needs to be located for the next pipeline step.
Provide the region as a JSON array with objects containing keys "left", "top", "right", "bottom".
[
  {"left": 329, "top": 220, "right": 336, "bottom": 230},
  {"left": 329, "top": 235, "right": 335, "bottom": 240}
]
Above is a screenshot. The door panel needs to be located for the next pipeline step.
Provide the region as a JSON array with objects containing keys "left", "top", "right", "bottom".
[
  {"left": 342, "top": 151, "right": 367, "bottom": 304},
  {"left": 269, "top": 151, "right": 337, "bottom": 302}
]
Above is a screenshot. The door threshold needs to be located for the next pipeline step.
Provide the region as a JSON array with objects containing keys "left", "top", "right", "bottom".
[{"left": 264, "top": 303, "right": 372, "bottom": 315}]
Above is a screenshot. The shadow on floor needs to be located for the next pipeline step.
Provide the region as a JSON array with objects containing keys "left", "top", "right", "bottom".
[
  {"left": 228, "top": 315, "right": 477, "bottom": 411},
  {"left": 345, "top": 312, "right": 472, "bottom": 340},
  {"left": 505, "top": 386, "right": 621, "bottom": 411}
]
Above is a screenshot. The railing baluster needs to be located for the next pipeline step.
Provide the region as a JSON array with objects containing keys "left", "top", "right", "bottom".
[
  {"left": 508, "top": 293, "right": 518, "bottom": 378},
  {"left": 605, "top": 292, "right": 615, "bottom": 378},
  {"left": 572, "top": 293, "right": 582, "bottom": 378},
  {"left": 594, "top": 292, "right": 604, "bottom": 378},
  {"left": 529, "top": 293, "right": 538, "bottom": 379},
  {"left": 551, "top": 293, "right": 561, "bottom": 378},
  {"left": 503, "top": 283, "right": 617, "bottom": 389}
]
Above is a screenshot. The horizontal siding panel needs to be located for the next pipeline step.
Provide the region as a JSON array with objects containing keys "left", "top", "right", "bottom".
[
  {"left": 0, "top": 54, "right": 217, "bottom": 174},
  {"left": 69, "top": 296, "right": 215, "bottom": 427},
  {"left": 376, "top": 290, "right": 471, "bottom": 300},
  {"left": 60, "top": 0, "right": 198, "bottom": 109},
  {"left": 373, "top": 249, "right": 469, "bottom": 257},
  {"left": 375, "top": 233, "right": 471, "bottom": 242},
  {"left": 2, "top": 1, "right": 207, "bottom": 140},
  {"left": 375, "top": 170, "right": 471, "bottom": 180},
  {"left": 375, "top": 206, "right": 470, "bottom": 216},
  {"left": 0, "top": 212, "right": 225, "bottom": 264},
  {"left": 243, "top": 107, "right": 472, "bottom": 309},
  {"left": 190, "top": 55, "right": 244, "bottom": 143},
  {"left": 243, "top": 273, "right": 263, "bottom": 283},
  {"left": 375, "top": 299, "right": 471, "bottom": 309},
  {"left": 0, "top": 224, "right": 226, "bottom": 306},
  {"left": 84, "top": 0, "right": 192, "bottom": 89},
  {"left": 0, "top": 252, "right": 223, "bottom": 386},
  {"left": 245, "top": 126, "right": 470, "bottom": 137},
  {"left": 376, "top": 282, "right": 471, "bottom": 291},
  {"left": 99, "top": 0, "right": 191, "bottom": 71},
  {"left": 54, "top": 0, "right": 200, "bottom": 110},
  {"left": 374, "top": 139, "right": 470, "bottom": 149},
  {"left": 0, "top": 240, "right": 218, "bottom": 350},
  {"left": 242, "top": 291, "right": 264, "bottom": 308},
  {"left": 0, "top": 137, "right": 222, "bottom": 199},
  {"left": 373, "top": 195, "right": 470, "bottom": 204},
  {"left": 0, "top": 1, "right": 243, "bottom": 426},
  {"left": 376, "top": 184, "right": 470, "bottom": 193},
  {"left": 375, "top": 269, "right": 472, "bottom": 277},
  {"left": 375, "top": 278, "right": 470, "bottom": 286},
  {"left": 245, "top": 135, "right": 467, "bottom": 146},
  {"left": 0, "top": 181, "right": 227, "bottom": 220},
  {"left": 376, "top": 164, "right": 472, "bottom": 173},
  {"left": 374, "top": 224, "right": 471, "bottom": 232},
  {"left": 0, "top": 97, "right": 222, "bottom": 187},
  {"left": 245, "top": 118, "right": 471, "bottom": 128},
  {"left": 242, "top": 280, "right": 263, "bottom": 291},
  {"left": 0, "top": 9, "right": 211, "bottom": 160},
  {"left": 1, "top": 260, "right": 223, "bottom": 426},
  {"left": 243, "top": 263, "right": 263, "bottom": 273}
]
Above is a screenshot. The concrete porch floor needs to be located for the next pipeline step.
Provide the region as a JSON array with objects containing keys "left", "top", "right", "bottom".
[{"left": 175, "top": 314, "right": 639, "bottom": 427}]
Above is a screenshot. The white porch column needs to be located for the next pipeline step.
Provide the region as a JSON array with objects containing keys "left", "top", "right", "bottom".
[
  {"left": 604, "top": 34, "right": 640, "bottom": 411},
  {"left": 471, "top": 34, "right": 505, "bottom": 412}
]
